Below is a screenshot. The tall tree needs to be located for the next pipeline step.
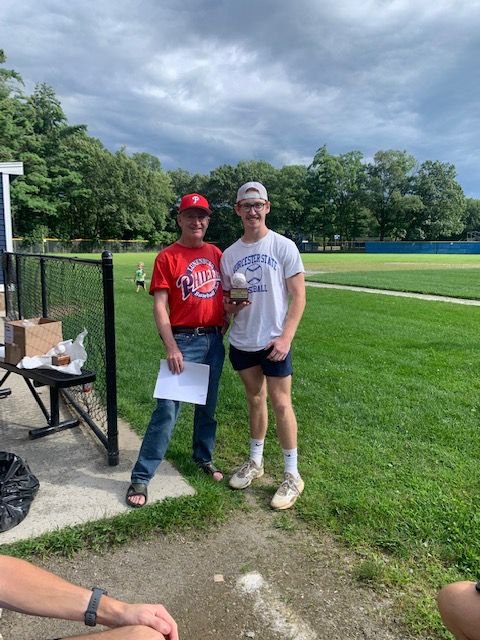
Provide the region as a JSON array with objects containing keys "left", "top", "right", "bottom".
[
  {"left": 58, "top": 143, "right": 174, "bottom": 240},
  {"left": 203, "top": 163, "right": 241, "bottom": 248},
  {"left": 12, "top": 83, "right": 87, "bottom": 236},
  {"left": 28, "top": 83, "right": 67, "bottom": 136},
  {"left": 463, "top": 198, "right": 480, "bottom": 238},
  {"left": 307, "top": 146, "right": 373, "bottom": 244},
  {"left": 0, "top": 49, "right": 23, "bottom": 100},
  {"left": 269, "top": 164, "right": 308, "bottom": 241},
  {"left": 334, "top": 150, "right": 369, "bottom": 241},
  {"left": 132, "top": 152, "right": 162, "bottom": 172},
  {"left": 0, "top": 50, "right": 32, "bottom": 163},
  {"left": 364, "top": 150, "right": 417, "bottom": 240},
  {"left": 128, "top": 151, "right": 174, "bottom": 241},
  {"left": 306, "top": 146, "right": 341, "bottom": 246},
  {"left": 167, "top": 168, "right": 206, "bottom": 206},
  {"left": 411, "top": 160, "right": 466, "bottom": 239}
]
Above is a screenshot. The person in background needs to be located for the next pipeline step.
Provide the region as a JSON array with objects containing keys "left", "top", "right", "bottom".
[
  {"left": 221, "top": 181, "right": 306, "bottom": 510},
  {"left": 135, "top": 262, "right": 147, "bottom": 292},
  {"left": 438, "top": 581, "right": 480, "bottom": 640},
  {"left": 126, "top": 193, "right": 225, "bottom": 508},
  {"left": 0, "top": 554, "right": 178, "bottom": 639}
]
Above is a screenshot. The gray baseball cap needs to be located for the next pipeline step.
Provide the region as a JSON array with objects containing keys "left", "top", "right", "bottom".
[{"left": 236, "top": 181, "right": 268, "bottom": 203}]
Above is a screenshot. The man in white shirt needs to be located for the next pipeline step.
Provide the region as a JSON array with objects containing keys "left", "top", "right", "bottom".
[{"left": 221, "top": 182, "right": 306, "bottom": 510}]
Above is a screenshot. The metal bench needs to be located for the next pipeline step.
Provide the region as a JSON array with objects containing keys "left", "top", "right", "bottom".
[{"left": 0, "top": 360, "right": 96, "bottom": 439}]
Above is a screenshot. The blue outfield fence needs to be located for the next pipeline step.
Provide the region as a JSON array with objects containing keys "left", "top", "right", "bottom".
[{"left": 366, "top": 241, "right": 480, "bottom": 254}]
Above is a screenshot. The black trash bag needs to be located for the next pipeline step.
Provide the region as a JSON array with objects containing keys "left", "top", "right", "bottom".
[{"left": 0, "top": 451, "right": 40, "bottom": 533}]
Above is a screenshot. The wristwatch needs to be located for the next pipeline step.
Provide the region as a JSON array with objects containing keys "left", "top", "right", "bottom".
[
  {"left": 475, "top": 581, "right": 480, "bottom": 593},
  {"left": 84, "top": 587, "right": 108, "bottom": 626}
]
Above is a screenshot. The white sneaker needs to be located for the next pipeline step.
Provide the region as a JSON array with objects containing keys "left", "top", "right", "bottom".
[
  {"left": 270, "top": 472, "right": 304, "bottom": 510},
  {"left": 229, "top": 459, "right": 264, "bottom": 490}
]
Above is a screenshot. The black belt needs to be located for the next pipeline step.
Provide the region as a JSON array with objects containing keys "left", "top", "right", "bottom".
[{"left": 172, "top": 326, "right": 222, "bottom": 336}]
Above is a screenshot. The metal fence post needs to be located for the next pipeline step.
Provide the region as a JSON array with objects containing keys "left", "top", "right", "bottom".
[
  {"left": 15, "top": 253, "right": 22, "bottom": 319},
  {"left": 101, "top": 251, "right": 119, "bottom": 465},
  {"left": 40, "top": 257, "right": 48, "bottom": 317},
  {"left": 2, "top": 251, "right": 9, "bottom": 318}
]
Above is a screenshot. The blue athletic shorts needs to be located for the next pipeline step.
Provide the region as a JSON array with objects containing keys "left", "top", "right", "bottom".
[{"left": 229, "top": 344, "right": 293, "bottom": 377}]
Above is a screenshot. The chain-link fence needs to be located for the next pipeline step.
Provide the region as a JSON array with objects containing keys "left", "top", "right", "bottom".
[
  {"left": 12, "top": 238, "right": 161, "bottom": 254},
  {"left": 2, "top": 251, "right": 118, "bottom": 465}
]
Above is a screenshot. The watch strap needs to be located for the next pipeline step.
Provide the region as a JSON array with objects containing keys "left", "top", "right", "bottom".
[{"left": 84, "top": 587, "right": 107, "bottom": 626}]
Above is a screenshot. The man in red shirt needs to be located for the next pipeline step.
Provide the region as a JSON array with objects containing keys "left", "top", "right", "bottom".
[{"left": 127, "top": 194, "right": 225, "bottom": 508}]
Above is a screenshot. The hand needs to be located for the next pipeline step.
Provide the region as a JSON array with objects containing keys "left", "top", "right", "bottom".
[
  {"left": 166, "top": 346, "right": 184, "bottom": 374},
  {"left": 115, "top": 602, "right": 179, "bottom": 639},
  {"left": 265, "top": 336, "right": 291, "bottom": 361},
  {"left": 223, "top": 300, "right": 250, "bottom": 315}
]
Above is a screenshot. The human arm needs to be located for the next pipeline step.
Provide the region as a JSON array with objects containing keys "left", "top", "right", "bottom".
[
  {"left": 221, "top": 307, "right": 232, "bottom": 335},
  {"left": 220, "top": 253, "right": 250, "bottom": 318},
  {"left": 153, "top": 289, "right": 183, "bottom": 374},
  {"left": 68, "top": 629, "right": 166, "bottom": 639},
  {"left": 438, "top": 581, "right": 480, "bottom": 640},
  {"left": 266, "top": 272, "right": 306, "bottom": 361},
  {"left": 0, "top": 555, "right": 178, "bottom": 639}
]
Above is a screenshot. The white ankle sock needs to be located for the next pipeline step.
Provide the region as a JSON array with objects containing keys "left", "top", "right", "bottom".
[
  {"left": 283, "top": 448, "right": 299, "bottom": 477},
  {"left": 250, "top": 439, "right": 264, "bottom": 465}
]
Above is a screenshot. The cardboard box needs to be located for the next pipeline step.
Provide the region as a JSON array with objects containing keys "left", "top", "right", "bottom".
[{"left": 4, "top": 318, "right": 63, "bottom": 365}]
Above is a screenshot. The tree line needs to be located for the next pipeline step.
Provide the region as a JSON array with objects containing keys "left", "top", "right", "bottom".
[{"left": 1, "top": 50, "right": 479, "bottom": 249}]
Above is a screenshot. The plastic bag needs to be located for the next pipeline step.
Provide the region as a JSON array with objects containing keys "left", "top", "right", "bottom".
[
  {"left": 0, "top": 452, "right": 40, "bottom": 533},
  {"left": 18, "top": 328, "right": 88, "bottom": 375}
]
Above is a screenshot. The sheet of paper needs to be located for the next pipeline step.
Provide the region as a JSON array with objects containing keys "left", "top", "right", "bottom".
[{"left": 153, "top": 359, "right": 210, "bottom": 405}]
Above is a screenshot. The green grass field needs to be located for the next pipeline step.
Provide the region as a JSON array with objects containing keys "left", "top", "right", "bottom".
[
  {"left": 304, "top": 252, "right": 480, "bottom": 299},
  {"left": 8, "top": 251, "right": 480, "bottom": 638},
  {"left": 110, "top": 251, "right": 480, "bottom": 637},
  {"left": 302, "top": 252, "right": 480, "bottom": 272}
]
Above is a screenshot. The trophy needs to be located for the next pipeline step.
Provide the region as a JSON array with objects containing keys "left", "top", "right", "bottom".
[{"left": 229, "top": 271, "right": 249, "bottom": 304}]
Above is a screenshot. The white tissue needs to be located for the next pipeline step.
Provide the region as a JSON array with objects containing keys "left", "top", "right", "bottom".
[{"left": 17, "top": 329, "right": 88, "bottom": 375}]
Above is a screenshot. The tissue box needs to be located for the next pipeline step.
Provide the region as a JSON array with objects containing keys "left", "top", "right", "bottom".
[{"left": 4, "top": 318, "right": 63, "bottom": 365}]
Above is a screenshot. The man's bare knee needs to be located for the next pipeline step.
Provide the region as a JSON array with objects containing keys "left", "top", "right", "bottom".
[
  {"left": 248, "top": 386, "right": 266, "bottom": 404},
  {"left": 438, "top": 582, "right": 480, "bottom": 640}
]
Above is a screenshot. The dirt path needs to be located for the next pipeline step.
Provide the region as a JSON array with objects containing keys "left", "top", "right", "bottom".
[{"left": 1, "top": 499, "right": 414, "bottom": 640}]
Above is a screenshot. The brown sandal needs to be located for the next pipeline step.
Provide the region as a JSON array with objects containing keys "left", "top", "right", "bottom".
[{"left": 197, "top": 462, "right": 224, "bottom": 482}]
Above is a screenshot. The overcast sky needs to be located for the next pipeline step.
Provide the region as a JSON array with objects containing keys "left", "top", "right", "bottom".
[{"left": 2, "top": 0, "right": 479, "bottom": 196}]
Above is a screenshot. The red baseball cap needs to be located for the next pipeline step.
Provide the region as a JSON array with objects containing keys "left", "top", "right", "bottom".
[{"left": 179, "top": 193, "right": 211, "bottom": 215}]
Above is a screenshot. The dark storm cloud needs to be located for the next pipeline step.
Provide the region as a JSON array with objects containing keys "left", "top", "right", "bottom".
[{"left": 1, "top": 0, "right": 480, "bottom": 195}]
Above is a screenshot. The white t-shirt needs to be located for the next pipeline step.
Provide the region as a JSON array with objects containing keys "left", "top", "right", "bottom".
[{"left": 221, "top": 230, "right": 304, "bottom": 351}]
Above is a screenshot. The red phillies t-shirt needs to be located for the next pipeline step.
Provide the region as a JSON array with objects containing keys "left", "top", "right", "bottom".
[{"left": 149, "top": 242, "right": 224, "bottom": 327}]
